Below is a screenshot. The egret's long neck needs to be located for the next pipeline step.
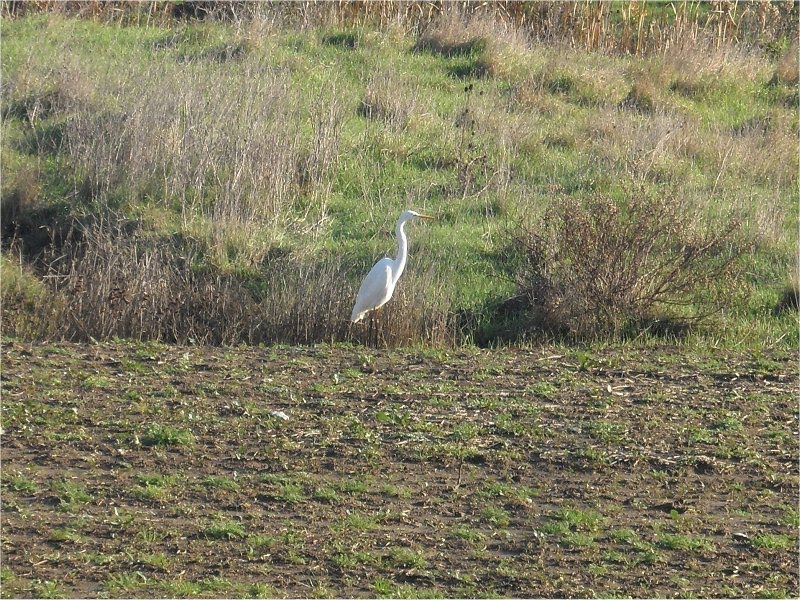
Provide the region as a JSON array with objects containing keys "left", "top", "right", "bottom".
[{"left": 391, "top": 219, "right": 409, "bottom": 286}]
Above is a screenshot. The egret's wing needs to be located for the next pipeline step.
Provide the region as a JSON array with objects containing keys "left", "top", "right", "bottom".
[{"left": 351, "top": 258, "right": 394, "bottom": 322}]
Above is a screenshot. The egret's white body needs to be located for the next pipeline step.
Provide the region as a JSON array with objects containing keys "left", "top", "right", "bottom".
[{"left": 351, "top": 210, "right": 434, "bottom": 323}]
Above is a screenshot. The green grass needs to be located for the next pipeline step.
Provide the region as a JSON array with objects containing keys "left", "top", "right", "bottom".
[
  {"left": 480, "top": 506, "right": 510, "bottom": 528},
  {"left": 201, "top": 518, "right": 246, "bottom": 540},
  {"left": 51, "top": 479, "right": 92, "bottom": 510},
  {"left": 552, "top": 507, "right": 605, "bottom": 530},
  {"left": 1, "top": 473, "right": 37, "bottom": 494},
  {"left": 248, "top": 582, "right": 280, "bottom": 598},
  {"left": 31, "top": 580, "right": 66, "bottom": 599},
  {"left": 388, "top": 546, "right": 428, "bottom": 569},
  {"left": 140, "top": 425, "right": 194, "bottom": 447},
  {"left": 313, "top": 485, "right": 341, "bottom": 503},
  {"left": 657, "top": 533, "right": 715, "bottom": 553},
  {"left": 452, "top": 526, "right": 486, "bottom": 544},
  {"left": 49, "top": 527, "right": 86, "bottom": 544},
  {"left": 133, "top": 474, "right": 178, "bottom": 501},
  {"left": 752, "top": 533, "right": 795, "bottom": 551},
  {"left": 104, "top": 571, "right": 146, "bottom": 594},
  {"left": 200, "top": 475, "right": 239, "bottom": 492}
]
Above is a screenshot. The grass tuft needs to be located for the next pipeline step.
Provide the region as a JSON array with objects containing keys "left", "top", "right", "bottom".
[
  {"left": 201, "top": 518, "right": 246, "bottom": 541},
  {"left": 140, "top": 424, "right": 194, "bottom": 447}
]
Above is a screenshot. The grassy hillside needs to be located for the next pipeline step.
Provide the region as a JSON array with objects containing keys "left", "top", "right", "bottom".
[{"left": 1, "top": 7, "right": 797, "bottom": 348}]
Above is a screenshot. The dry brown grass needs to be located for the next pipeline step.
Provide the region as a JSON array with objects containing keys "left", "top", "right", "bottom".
[
  {"left": 2, "top": 220, "right": 454, "bottom": 347},
  {"left": 587, "top": 108, "right": 692, "bottom": 181},
  {"left": 727, "top": 111, "right": 798, "bottom": 188},
  {"left": 772, "top": 39, "right": 799, "bottom": 85},
  {"left": 4, "top": 1, "right": 796, "bottom": 58},
  {"left": 662, "top": 33, "right": 772, "bottom": 80},
  {"left": 42, "top": 55, "right": 343, "bottom": 267},
  {"left": 0, "top": 164, "right": 40, "bottom": 226}
]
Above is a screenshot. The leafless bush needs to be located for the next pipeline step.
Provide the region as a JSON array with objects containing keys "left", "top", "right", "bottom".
[
  {"left": 35, "top": 222, "right": 244, "bottom": 344},
  {"left": 513, "top": 189, "right": 745, "bottom": 339}
]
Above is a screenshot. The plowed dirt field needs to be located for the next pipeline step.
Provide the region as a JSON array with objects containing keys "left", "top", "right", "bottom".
[{"left": 1, "top": 340, "right": 797, "bottom": 598}]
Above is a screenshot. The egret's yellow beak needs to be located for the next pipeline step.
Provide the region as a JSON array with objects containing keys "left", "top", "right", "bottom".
[{"left": 417, "top": 213, "right": 435, "bottom": 220}]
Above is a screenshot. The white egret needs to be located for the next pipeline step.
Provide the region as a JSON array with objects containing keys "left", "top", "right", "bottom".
[{"left": 351, "top": 209, "right": 435, "bottom": 323}]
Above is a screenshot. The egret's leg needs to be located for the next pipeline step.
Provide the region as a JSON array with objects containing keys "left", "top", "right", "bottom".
[
  {"left": 368, "top": 310, "right": 376, "bottom": 348},
  {"left": 376, "top": 306, "right": 383, "bottom": 348},
  {"left": 370, "top": 307, "right": 385, "bottom": 348}
]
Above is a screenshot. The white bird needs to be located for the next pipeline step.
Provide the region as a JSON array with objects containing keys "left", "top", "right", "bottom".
[{"left": 351, "top": 209, "right": 435, "bottom": 323}]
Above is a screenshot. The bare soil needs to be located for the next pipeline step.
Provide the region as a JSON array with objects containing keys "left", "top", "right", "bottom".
[{"left": 1, "top": 340, "right": 797, "bottom": 598}]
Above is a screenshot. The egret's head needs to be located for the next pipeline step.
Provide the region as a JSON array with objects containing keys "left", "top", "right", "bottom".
[{"left": 400, "top": 209, "right": 435, "bottom": 223}]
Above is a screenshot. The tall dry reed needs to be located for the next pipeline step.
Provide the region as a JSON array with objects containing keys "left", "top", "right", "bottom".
[{"left": 4, "top": 1, "right": 796, "bottom": 56}]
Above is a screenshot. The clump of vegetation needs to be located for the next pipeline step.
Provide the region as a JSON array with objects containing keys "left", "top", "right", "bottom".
[
  {"left": 141, "top": 424, "right": 194, "bottom": 447},
  {"left": 201, "top": 517, "right": 246, "bottom": 540},
  {"left": 774, "top": 258, "right": 799, "bottom": 314},
  {"left": 357, "top": 71, "right": 417, "bottom": 132},
  {"left": 770, "top": 40, "right": 799, "bottom": 86},
  {"left": 512, "top": 188, "right": 745, "bottom": 339},
  {"left": 621, "top": 77, "right": 660, "bottom": 113},
  {"left": 412, "top": 10, "right": 528, "bottom": 79},
  {"left": 322, "top": 30, "right": 358, "bottom": 49},
  {"left": 0, "top": 253, "right": 55, "bottom": 338}
]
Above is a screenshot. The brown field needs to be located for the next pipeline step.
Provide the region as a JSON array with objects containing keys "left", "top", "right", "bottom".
[{"left": 1, "top": 340, "right": 797, "bottom": 598}]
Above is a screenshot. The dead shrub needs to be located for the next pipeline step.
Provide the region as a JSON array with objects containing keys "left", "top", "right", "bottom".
[
  {"left": 512, "top": 189, "right": 744, "bottom": 339},
  {"left": 35, "top": 222, "right": 248, "bottom": 344}
]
